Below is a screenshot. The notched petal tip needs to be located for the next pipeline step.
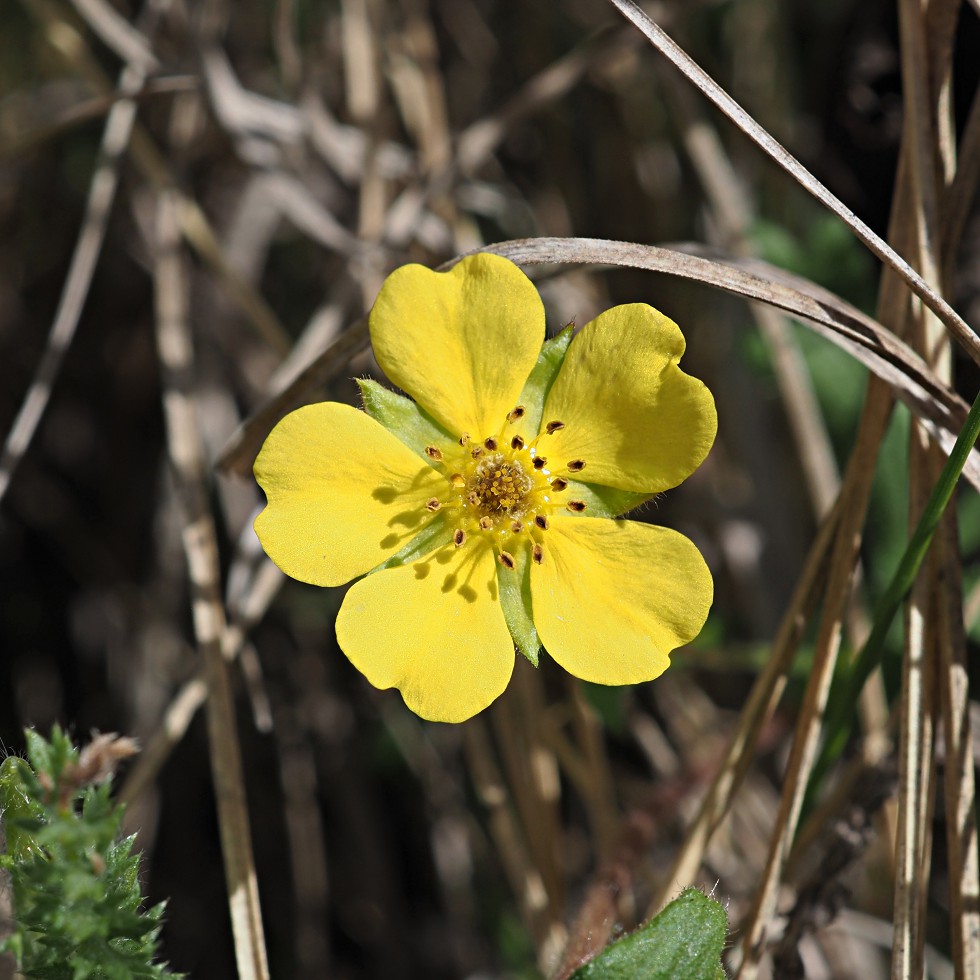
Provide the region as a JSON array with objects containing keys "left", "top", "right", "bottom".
[
  {"left": 336, "top": 544, "right": 515, "bottom": 723},
  {"left": 541, "top": 303, "right": 717, "bottom": 494},
  {"left": 531, "top": 518, "right": 712, "bottom": 686},
  {"left": 368, "top": 254, "right": 545, "bottom": 439},
  {"left": 253, "top": 401, "right": 444, "bottom": 588}
]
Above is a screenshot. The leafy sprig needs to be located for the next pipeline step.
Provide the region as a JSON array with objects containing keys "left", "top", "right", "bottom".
[{"left": 0, "top": 726, "right": 177, "bottom": 979}]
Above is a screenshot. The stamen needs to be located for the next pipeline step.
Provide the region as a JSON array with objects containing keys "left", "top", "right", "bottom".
[
  {"left": 450, "top": 473, "right": 466, "bottom": 488},
  {"left": 567, "top": 500, "right": 587, "bottom": 512},
  {"left": 567, "top": 459, "right": 586, "bottom": 472},
  {"left": 510, "top": 521, "right": 523, "bottom": 533},
  {"left": 551, "top": 477, "right": 568, "bottom": 492},
  {"left": 498, "top": 551, "right": 516, "bottom": 570},
  {"left": 453, "top": 529, "right": 466, "bottom": 547},
  {"left": 534, "top": 515, "right": 550, "bottom": 530},
  {"left": 458, "top": 433, "right": 470, "bottom": 446},
  {"left": 545, "top": 420, "right": 565, "bottom": 435},
  {"left": 507, "top": 406, "right": 526, "bottom": 423},
  {"left": 471, "top": 447, "right": 484, "bottom": 459},
  {"left": 532, "top": 456, "right": 548, "bottom": 470},
  {"left": 425, "top": 498, "right": 442, "bottom": 512},
  {"left": 532, "top": 543, "right": 544, "bottom": 564},
  {"left": 425, "top": 446, "right": 443, "bottom": 461},
  {"left": 511, "top": 435, "right": 525, "bottom": 450},
  {"left": 484, "top": 437, "right": 498, "bottom": 451},
  {"left": 479, "top": 516, "right": 493, "bottom": 530}
]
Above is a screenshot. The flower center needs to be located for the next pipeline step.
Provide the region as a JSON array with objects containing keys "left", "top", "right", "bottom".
[
  {"left": 423, "top": 407, "right": 590, "bottom": 568},
  {"left": 467, "top": 453, "right": 534, "bottom": 519}
]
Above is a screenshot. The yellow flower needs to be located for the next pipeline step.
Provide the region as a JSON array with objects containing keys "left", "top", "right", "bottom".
[{"left": 254, "top": 254, "right": 717, "bottom": 723}]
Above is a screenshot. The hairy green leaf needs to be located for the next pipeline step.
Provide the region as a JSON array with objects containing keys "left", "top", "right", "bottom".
[{"left": 570, "top": 888, "right": 727, "bottom": 980}]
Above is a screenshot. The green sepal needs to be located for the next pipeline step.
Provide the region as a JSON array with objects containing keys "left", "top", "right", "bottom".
[
  {"left": 570, "top": 888, "right": 728, "bottom": 980},
  {"left": 565, "top": 480, "right": 654, "bottom": 519},
  {"left": 370, "top": 514, "right": 454, "bottom": 573},
  {"left": 358, "top": 378, "right": 451, "bottom": 460},
  {"left": 518, "top": 325, "right": 574, "bottom": 436},
  {"left": 497, "top": 543, "right": 540, "bottom": 666}
]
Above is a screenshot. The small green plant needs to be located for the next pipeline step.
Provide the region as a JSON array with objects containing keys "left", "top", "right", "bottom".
[
  {"left": 0, "top": 726, "right": 177, "bottom": 979},
  {"left": 571, "top": 888, "right": 728, "bottom": 980}
]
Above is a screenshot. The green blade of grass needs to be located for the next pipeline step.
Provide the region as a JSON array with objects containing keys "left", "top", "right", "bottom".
[{"left": 812, "top": 383, "right": 980, "bottom": 792}]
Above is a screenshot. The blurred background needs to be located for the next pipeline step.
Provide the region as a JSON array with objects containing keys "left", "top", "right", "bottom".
[{"left": 2, "top": 0, "right": 980, "bottom": 976}]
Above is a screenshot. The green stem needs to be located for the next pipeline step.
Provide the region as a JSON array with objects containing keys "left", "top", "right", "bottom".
[{"left": 811, "top": 386, "right": 980, "bottom": 793}]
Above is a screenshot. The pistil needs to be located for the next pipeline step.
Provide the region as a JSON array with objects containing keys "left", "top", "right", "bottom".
[{"left": 422, "top": 408, "right": 591, "bottom": 569}]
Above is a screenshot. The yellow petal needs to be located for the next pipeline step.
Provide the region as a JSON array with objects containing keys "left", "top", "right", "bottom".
[
  {"left": 369, "top": 254, "right": 544, "bottom": 439},
  {"left": 336, "top": 542, "right": 515, "bottom": 722},
  {"left": 541, "top": 304, "right": 716, "bottom": 492},
  {"left": 254, "top": 402, "right": 445, "bottom": 587},
  {"left": 531, "top": 517, "right": 712, "bottom": 685}
]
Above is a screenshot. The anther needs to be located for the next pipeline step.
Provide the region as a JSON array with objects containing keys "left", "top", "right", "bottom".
[
  {"left": 545, "top": 420, "right": 565, "bottom": 435},
  {"left": 453, "top": 529, "right": 466, "bottom": 547},
  {"left": 498, "top": 551, "right": 516, "bottom": 570},
  {"left": 450, "top": 473, "right": 466, "bottom": 488},
  {"left": 458, "top": 433, "right": 470, "bottom": 446},
  {"left": 532, "top": 456, "right": 548, "bottom": 470},
  {"left": 551, "top": 477, "right": 568, "bottom": 492},
  {"left": 484, "top": 437, "right": 498, "bottom": 451},
  {"left": 534, "top": 515, "right": 550, "bottom": 530},
  {"left": 507, "top": 406, "right": 526, "bottom": 423},
  {"left": 425, "top": 446, "right": 443, "bottom": 461},
  {"left": 479, "top": 516, "right": 493, "bottom": 530},
  {"left": 510, "top": 521, "right": 523, "bottom": 533},
  {"left": 425, "top": 498, "right": 442, "bottom": 512},
  {"left": 567, "top": 500, "right": 587, "bottom": 512},
  {"left": 567, "top": 459, "right": 586, "bottom": 472},
  {"left": 511, "top": 435, "right": 525, "bottom": 450},
  {"left": 471, "top": 447, "right": 484, "bottom": 459},
  {"left": 532, "top": 544, "right": 544, "bottom": 564}
]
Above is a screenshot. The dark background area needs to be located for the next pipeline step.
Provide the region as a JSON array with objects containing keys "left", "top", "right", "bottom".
[{"left": 2, "top": 0, "right": 979, "bottom": 976}]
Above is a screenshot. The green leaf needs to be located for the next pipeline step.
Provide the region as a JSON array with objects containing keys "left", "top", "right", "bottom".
[
  {"left": 518, "top": 325, "right": 574, "bottom": 436},
  {"left": 565, "top": 480, "right": 654, "bottom": 519},
  {"left": 358, "top": 378, "right": 452, "bottom": 458},
  {"left": 497, "top": 544, "right": 539, "bottom": 665},
  {"left": 1, "top": 728, "right": 179, "bottom": 977},
  {"left": 570, "top": 888, "right": 728, "bottom": 980}
]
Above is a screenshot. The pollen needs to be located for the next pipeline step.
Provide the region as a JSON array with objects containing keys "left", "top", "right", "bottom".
[
  {"left": 567, "top": 459, "right": 586, "bottom": 472},
  {"left": 442, "top": 411, "right": 578, "bottom": 544}
]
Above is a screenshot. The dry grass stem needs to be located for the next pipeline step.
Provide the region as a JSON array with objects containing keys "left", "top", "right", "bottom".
[
  {"left": 152, "top": 190, "right": 269, "bottom": 980},
  {"left": 605, "top": 0, "right": 980, "bottom": 365}
]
